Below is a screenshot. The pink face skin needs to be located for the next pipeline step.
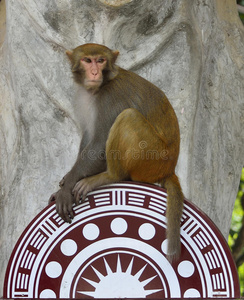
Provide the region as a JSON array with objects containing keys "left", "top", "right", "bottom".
[{"left": 80, "top": 56, "right": 107, "bottom": 90}]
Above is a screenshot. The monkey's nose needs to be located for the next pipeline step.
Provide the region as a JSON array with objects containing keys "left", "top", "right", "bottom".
[{"left": 91, "top": 69, "right": 98, "bottom": 76}]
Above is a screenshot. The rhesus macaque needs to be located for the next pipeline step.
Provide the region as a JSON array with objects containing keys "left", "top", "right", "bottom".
[{"left": 49, "top": 43, "right": 184, "bottom": 261}]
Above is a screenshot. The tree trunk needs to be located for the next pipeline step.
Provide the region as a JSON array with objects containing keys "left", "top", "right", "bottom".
[{"left": 0, "top": 0, "right": 244, "bottom": 295}]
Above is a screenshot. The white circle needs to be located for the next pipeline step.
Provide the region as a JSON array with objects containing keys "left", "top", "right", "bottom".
[
  {"left": 45, "top": 261, "right": 62, "bottom": 278},
  {"left": 60, "top": 239, "right": 77, "bottom": 256},
  {"left": 83, "top": 223, "right": 100, "bottom": 240},
  {"left": 111, "top": 217, "right": 128, "bottom": 235},
  {"left": 161, "top": 239, "right": 168, "bottom": 254},
  {"left": 184, "top": 288, "right": 201, "bottom": 297},
  {"left": 138, "top": 223, "right": 156, "bottom": 240},
  {"left": 39, "top": 289, "right": 56, "bottom": 298},
  {"left": 177, "top": 260, "right": 195, "bottom": 278}
]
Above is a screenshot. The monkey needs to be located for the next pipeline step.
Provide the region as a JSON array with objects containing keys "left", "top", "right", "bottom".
[{"left": 49, "top": 43, "right": 184, "bottom": 261}]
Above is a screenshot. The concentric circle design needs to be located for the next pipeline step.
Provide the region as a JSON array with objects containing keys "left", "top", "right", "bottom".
[{"left": 3, "top": 182, "right": 240, "bottom": 298}]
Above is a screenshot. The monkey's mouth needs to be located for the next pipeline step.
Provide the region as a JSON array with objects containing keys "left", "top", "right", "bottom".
[
  {"left": 87, "top": 80, "right": 102, "bottom": 84},
  {"left": 85, "top": 80, "right": 103, "bottom": 91}
]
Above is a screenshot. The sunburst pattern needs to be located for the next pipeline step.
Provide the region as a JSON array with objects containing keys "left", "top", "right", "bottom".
[{"left": 78, "top": 255, "right": 162, "bottom": 298}]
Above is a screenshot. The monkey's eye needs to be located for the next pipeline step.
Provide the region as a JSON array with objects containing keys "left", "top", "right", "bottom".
[
  {"left": 82, "top": 57, "right": 92, "bottom": 63},
  {"left": 97, "top": 58, "right": 106, "bottom": 64}
]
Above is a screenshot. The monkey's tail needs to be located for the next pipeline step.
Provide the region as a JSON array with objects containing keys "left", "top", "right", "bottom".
[{"left": 162, "top": 174, "right": 184, "bottom": 262}]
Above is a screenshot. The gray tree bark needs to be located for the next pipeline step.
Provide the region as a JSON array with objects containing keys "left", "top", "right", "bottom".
[{"left": 0, "top": 0, "right": 244, "bottom": 295}]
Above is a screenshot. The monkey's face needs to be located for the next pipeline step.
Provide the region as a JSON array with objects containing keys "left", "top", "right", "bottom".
[
  {"left": 80, "top": 56, "right": 107, "bottom": 90},
  {"left": 66, "top": 44, "right": 120, "bottom": 92}
]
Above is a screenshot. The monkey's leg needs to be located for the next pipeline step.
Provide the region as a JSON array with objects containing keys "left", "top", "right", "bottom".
[
  {"left": 72, "top": 171, "right": 120, "bottom": 203},
  {"left": 106, "top": 108, "right": 178, "bottom": 182}
]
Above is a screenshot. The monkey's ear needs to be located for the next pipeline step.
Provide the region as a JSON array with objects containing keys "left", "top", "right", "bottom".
[
  {"left": 112, "top": 51, "right": 119, "bottom": 64},
  {"left": 65, "top": 50, "right": 80, "bottom": 72},
  {"left": 65, "top": 50, "right": 73, "bottom": 61}
]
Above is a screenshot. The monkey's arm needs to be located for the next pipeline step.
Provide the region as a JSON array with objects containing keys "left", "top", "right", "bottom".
[
  {"left": 62, "top": 140, "right": 107, "bottom": 190},
  {"left": 50, "top": 132, "right": 107, "bottom": 222}
]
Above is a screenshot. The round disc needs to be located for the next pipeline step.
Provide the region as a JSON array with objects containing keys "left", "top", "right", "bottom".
[{"left": 4, "top": 182, "right": 240, "bottom": 298}]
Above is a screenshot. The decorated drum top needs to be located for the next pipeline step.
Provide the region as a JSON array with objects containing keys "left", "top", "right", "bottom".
[{"left": 3, "top": 182, "right": 240, "bottom": 299}]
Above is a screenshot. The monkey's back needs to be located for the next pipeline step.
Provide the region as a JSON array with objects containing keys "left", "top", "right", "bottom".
[{"left": 101, "top": 67, "right": 180, "bottom": 148}]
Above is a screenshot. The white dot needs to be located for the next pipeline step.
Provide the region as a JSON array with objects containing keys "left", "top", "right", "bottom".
[
  {"left": 138, "top": 223, "right": 156, "bottom": 240},
  {"left": 184, "top": 288, "right": 201, "bottom": 297},
  {"left": 161, "top": 239, "right": 168, "bottom": 254},
  {"left": 111, "top": 217, "right": 128, "bottom": 235},
  {"left": 40, "top": 289, "right": 56, "bottom": 298},
  {"left": 178, "top": 260, "right": 195, "bottom": 278},
  {"left": 45, "top": 261, "right": 62, "bottom": 278},
  {"left": 83, "top": 223, "right": 100, "bottom": 240},
  {"left": 61, "top": 239, "right": 77, "bottom": 256}
]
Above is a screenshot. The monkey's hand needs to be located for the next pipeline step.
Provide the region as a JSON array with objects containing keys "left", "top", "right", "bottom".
[{"left": 48, "top": 188, "right": 75, "bottom": 223}]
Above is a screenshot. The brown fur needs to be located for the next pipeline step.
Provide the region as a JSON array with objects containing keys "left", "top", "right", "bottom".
[{"left": 49, "top": 43, "right": 184, "bottom": 261}]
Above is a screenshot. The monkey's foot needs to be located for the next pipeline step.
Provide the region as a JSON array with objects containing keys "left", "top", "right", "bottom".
[
  {"left": 72, "top": 177, "right": 98, "bottom": 204},
  {"left": 73, "top": 172, "right": 114, "bottom": 205}
]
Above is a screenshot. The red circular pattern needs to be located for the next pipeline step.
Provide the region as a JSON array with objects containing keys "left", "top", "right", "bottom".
[{"left": 4, "top": 182, "right": 240, "bottom": 298}]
